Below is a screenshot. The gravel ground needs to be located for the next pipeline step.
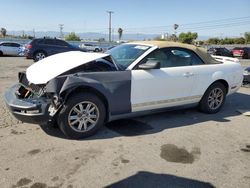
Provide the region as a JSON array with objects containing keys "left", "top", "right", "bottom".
[{"left": 0, "top": 56, "right": 250, "bottom": 188}]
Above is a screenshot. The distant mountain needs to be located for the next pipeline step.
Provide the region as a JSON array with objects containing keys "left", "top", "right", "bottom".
[
  {"left": 7, "top": 30, "right": 212, "bottom": 41},
  {"left": 8, "top": 30, "right": 160, "bottom": 41}
]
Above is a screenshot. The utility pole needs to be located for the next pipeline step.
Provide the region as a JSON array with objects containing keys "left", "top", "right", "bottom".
[
  {"left": 107, "top": 11, "right": 114, "bottom": 43},
  {"left": 33, "top": 28, "right": 35, "bottom": 38},
  {"left": 59, "top": 24, "right": 64, "bottom": 39}
]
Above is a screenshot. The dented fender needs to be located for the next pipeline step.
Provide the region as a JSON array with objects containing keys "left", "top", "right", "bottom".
[{"left": 46, "top": 71, "right": 131, "bottom": 116}]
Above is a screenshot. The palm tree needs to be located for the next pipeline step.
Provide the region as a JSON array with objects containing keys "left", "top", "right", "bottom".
[
  {"left": 118, "top": 28, "right": 123, "bottom": 41},
  {"left": 0, "top": 28, "right": 7, "bottom": 37}
]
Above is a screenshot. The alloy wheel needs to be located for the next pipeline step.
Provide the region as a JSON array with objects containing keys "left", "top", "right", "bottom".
[
  {"left": 35, "top": 52, "right": 45, "bottom": 61},
  {"left": 208, "top": 88, "right": 224, "bottom": 110},
  {"left": 68, "top": 101, "right": 99, "bottom": 132}
]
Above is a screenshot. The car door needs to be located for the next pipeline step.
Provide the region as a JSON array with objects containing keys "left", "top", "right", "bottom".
[
  {"left": 130, "top": 47, "right": 197, "bottom": 112},
  {"left": 10, "top": 43, "right": 21, "bottom": 55}
]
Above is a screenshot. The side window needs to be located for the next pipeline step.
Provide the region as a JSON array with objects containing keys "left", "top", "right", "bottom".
[
  {"left": 136, "top": 47, "right": 204, "bottom": 69},
  {"left": 135, "top": 49, "right": 170, "bottom": 69},
  {"left": 36, "top": 39, "right": 45, "bottom": 44},
  {"left": 11, "top": 43, "right": 20, "bottom": 47},
  {"left": 168, "top": 49, "right": 192, "bottom": 67},
  {"left": 44, "top": 39, "right": 56, "bottom": 45},
  {"left": 55, "top": 40, "right": 68, "bottom": 46},
  {"left": 167, "top": 48, "right": 204, "bottom": 66},
  {"left": 2, "top": 43, "right": 11, "bottom": 47}
]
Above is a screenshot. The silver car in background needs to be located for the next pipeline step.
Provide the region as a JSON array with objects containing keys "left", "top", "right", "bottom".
[
  {"left": 0, "top": 42, "right": 23, "bottom": 56},
  {"left": 79, "top": 43, "right": 102, "bottom": 52}
]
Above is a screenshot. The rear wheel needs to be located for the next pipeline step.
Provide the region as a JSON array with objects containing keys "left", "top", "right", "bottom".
[
  {"left": 34, "top": 51, "right": 46, "bottom": 62},
  {"left": 0, "top": 51, "right": 3, "bottom": 56},
  {"left": 58, "top": 93, "right": 106, "bottom": 139},
  {"left": 199, "top": 82, "right": 226, "bottom": 114}
]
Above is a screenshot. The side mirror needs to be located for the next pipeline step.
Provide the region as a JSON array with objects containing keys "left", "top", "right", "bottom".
[{"left": 138, "top": 60, "right": 160, "bottom": 70}]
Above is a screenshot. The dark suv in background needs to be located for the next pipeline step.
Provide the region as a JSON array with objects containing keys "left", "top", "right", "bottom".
[
  {"left": 25, "top": 38, "right": 86, "bottom": 61},
  {"left": 207, "top": 47, "right": 233, "bottom": 57}
]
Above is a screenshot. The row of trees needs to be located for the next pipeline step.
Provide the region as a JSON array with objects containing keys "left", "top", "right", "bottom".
[
  {"left": 155, "top": 32, "right": 198, "bottom": 44},
  {"left": 155, "top": 31, "right": 250, "bottom": 45},
  {"left": 207, "top": 32, "right": 250, "bottom": 44}
]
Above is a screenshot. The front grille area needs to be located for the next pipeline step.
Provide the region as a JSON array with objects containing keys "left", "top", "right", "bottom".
[{"left": 17, "top": 72, "right": 45, "bottom": 98}]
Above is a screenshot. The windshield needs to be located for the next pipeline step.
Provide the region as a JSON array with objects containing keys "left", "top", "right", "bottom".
[{"left": 107, "top": 44, "right": 150, "bottom": 70}]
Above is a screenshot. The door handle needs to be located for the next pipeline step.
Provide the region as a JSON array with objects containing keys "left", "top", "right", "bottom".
[{"left": 183, "top": 72, "right": 194, "bottom": 77}]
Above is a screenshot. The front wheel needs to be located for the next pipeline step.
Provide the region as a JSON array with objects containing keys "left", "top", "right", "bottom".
[
  {"left": 199, "top": 82, "right": 226, "bottom": 114},
  {"left": 58, "top": 93, "right": 106, "bottom": 139}
]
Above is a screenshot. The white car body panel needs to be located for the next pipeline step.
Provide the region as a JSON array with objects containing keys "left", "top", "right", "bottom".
[
  {"left": 191, "top": 62, "right": 242, "bottom": 97},
  {"left": 131, "top": 57, "right": 243, "bottom": 112},
  {"left": 26, "top": 51, "right": 109, "bottom": 84},
  {"left": 211, "top": 55, "right": 240, "bottom": 64},
  {"left": 131, "top": 66, "right": 198, "bottom": 112}
]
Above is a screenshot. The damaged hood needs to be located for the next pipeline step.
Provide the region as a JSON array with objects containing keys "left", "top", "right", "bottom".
[{"left": 26, "top": 51, "right": 109, "bottom": 84}]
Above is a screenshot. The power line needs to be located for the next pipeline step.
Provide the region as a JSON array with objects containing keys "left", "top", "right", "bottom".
[
  {"left": 78, "top": 16, "right": 250, "bottom": 34},
  {"left": 123, "top": 16, "right": 250, "bottom": 31}
]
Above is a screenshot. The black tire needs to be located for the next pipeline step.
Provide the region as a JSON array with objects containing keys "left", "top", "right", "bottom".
[
  {"left": 0, "top": 51, "right": 3, "bottom": 56},
  {"left": 94, "top": 48, "right": 99, "bottom": 52},
  {"left": 58, "top": 93, "right": 106, "bottom": 139},
  {"left": 199, "top": 82, "right": 226, "bottom": 114},
  {"left": 33, "top": 51, "right": 46, "bottom": 62}
]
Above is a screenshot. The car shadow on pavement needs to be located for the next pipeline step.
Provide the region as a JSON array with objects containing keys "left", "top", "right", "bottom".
[
  {"left": 104, "top": 171, "right": 215, "bottom": 188},
  {"left": 40, "top": 92, "right": 250, "bottom": 140}
]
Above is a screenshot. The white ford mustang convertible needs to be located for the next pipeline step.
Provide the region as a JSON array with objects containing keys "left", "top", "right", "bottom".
[{"left": 5, "top": 41, "right": 243, "bottom": 139}]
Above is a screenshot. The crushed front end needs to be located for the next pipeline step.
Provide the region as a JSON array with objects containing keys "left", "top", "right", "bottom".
[{"left": 4, "top": 72, "right": 53, "bottom": 124}]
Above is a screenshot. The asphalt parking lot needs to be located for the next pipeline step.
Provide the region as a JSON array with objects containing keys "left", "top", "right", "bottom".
[{"left": 0, "top": 56, "right": 250, "bottom": 188}]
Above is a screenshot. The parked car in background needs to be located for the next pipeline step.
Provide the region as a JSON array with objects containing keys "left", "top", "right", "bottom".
[
  {"left": 0, "top": 42, "right": 23, "bottom": 56},
  {"left": 79, "top": 43, "right": 102, "bottom": 52},
  {"left": 25, "top": 38, "right": 86, "bottom": 62},
  {"left": 243, "top": 67, "right": 250, "bottom": 84},
  {"left": 207, "top": 47, "right": 233, "bottom": 57},
  {"left": 5, "top": 41, "right": 243, "bottom": 139},
  {"left": 232, "top": 47, "right": 250, "bottom": 59}
]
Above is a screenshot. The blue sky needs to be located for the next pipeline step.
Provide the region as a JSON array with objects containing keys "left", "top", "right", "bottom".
[{"left": 0, "top": 0, "right": 250, "bottom": 38}]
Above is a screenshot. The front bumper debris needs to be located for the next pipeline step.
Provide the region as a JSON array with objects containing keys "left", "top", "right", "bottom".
[{"left": 4, "top": 84, "right": 51, "bottom": 124}]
